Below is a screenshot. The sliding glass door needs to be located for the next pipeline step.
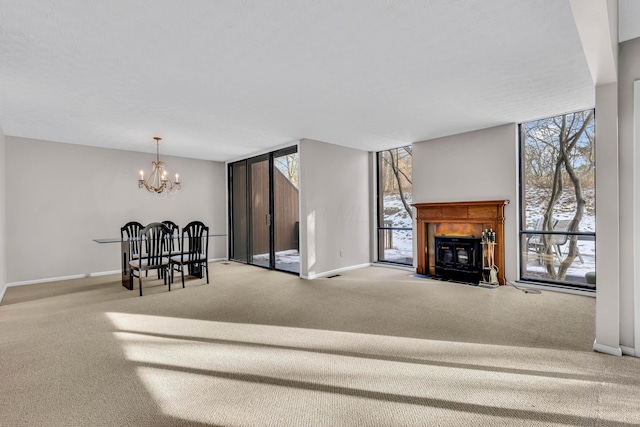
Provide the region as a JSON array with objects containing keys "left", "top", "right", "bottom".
[
  {"left": 248, "top": 155, "right": 271, "bottom": 268},
  {"left": 229, "top": 147, "right": 299, "bottom": 274},
  {"left": 229, "top": 161, "right": 248, "bottom": 263},
  {"left": 273, "top": 147, "right": 300, "bottom": 273}
]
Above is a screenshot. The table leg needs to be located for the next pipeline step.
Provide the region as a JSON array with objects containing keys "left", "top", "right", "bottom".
[
  {"left": 121, "top": 241, "right": 133, "bottom": 290},
  {"left": 188, "top": 263, "right": 202, "bottom": 278}
]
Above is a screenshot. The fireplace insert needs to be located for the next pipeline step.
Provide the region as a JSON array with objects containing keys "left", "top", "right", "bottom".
[{"left": 434, "top": 236, "right": 483, "bottom": 283}]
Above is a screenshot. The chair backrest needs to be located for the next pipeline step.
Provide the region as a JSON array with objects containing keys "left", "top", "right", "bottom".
[
  {"left": 121, "top": 221, "right": 144, "bottom": 256},
  {"left": 162, "top": 220, "right": 180, "bottom": 252},
  {"left": 552, "top": 219, "right": 572, "bottom": 245},
  {"left": 527, "top": 217, "right": 546, "bottom": 246},
  {"left": 181, "top": 221, "right": 209, "bottom": 262},
  {"left": 140, "top": 222, "right": 170, "bottom": 267}
]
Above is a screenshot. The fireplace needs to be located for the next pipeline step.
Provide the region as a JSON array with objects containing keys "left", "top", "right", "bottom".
[
  {"left": 413, "top": 200, "right": 509, "bottom": 285},
  {"left": 434, "top": 236, "right": 483, "bottom": 283}
]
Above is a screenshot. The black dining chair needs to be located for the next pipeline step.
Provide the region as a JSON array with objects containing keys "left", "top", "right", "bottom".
[
  {"left": 129, "top": 222, "right": 171, "bottom": 296},
  {"left": 159, "top": 220, "right": 180, "bottom": 280},
  {"left": 170, "top": 221, "right": 209, "bottom": 289},
  {"left": 121, "top": 221, "right": 145, "bottom": 285},
  {"left": 161, "top": 220, "right": 180, "bottom": 255},
  {"left": 120, "top": 221, "right": 144, "bottom": 260}
]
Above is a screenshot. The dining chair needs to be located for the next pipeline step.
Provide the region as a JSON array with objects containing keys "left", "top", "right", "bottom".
[
  {"left": 121, "top": 221, "right": 145, "bottom": 285},
  {"left": 170, "top": 221, "right": 209, "bottom": 289},
  {"left": 161, "top": 220, "right": 180, "bottom": 255},
  {"left": 120, "top": 221, "right": 144, "bottom": 259},
  {"left": 129, "top": 222, "right": 171, "bottom": 296},
  {"left": 159, "top": 220, "right": 180, "bottom": 280}
]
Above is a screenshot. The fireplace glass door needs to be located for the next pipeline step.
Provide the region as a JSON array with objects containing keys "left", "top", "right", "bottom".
[{"left": 434, "top": 236, "right": 482, "bottom": 283}]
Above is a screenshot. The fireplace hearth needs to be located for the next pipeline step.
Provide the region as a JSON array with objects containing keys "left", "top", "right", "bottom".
[{"left": 434, "top": 236, "right": 483, "bottom": 283}]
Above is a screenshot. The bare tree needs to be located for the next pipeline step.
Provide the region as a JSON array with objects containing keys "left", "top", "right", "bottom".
[
  {"left": 274, "top": 153, "right": 299, "bottom": 188},
  {"left": 525, "top": 110, "right": 594, "bottom": 281},
  {"left": 381, "top": 146, "right": 412, "bottom": 218}
]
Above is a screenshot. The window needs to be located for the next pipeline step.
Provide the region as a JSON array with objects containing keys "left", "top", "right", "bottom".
[
  {"left": 519, "top": 109, "right": 596, "bottom": 289},
  {"left": 377, "top": 146, "right": 413, "bottom": 265}
]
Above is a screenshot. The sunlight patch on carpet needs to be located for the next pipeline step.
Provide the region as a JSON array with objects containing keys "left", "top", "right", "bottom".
[{"left": 102, "top": 312, "right": 636, "bottom": 426}]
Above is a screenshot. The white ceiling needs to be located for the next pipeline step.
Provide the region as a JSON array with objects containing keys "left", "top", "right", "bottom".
[{"left": 0, "top": 0, "right": 634, "bottom": 162}]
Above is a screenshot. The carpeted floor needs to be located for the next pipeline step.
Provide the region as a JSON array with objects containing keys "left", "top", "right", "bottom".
[{"left": 1, "top": 262, "right": 639, "bottom": 426}]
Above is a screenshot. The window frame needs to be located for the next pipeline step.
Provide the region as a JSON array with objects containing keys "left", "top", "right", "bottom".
[
  {"left": 517, "top": 111, "right": 596, "bottom": 290},
  {"left": 376, "top": 147, "right": 413, "bottom": 266}
]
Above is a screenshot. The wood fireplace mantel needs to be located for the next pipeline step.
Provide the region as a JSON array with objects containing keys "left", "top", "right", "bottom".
[{"left": 413, "top": 200, "right": 509, "bottom": 284}]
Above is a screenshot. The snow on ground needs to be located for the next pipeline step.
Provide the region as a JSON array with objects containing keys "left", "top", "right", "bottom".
[
  {"left": 524, "top": 187, "right": 595, "bottom": 284},
  {"left": 274, "top": 249, "right": 300, "bottom": 264},
  {"left": 525, "top": 187, "right": 595, "bottom": 231},
  {"left": 381, "top": 193, "right": 413, "bottom": 263},
  {"left": 252, "top": 249, "right": 301, "bottom": 273},
  {"left": 253, "top": 249, "right": 299, "bottom": 264}
]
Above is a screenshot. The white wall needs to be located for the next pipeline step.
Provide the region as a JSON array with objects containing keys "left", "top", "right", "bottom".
[
  {"left": 5, "top": 137, "right": 226, "bottom": 284},
  {"left": 618, "top": 37, "right": 640, "bottom": 350},
  {"left": 299, "top": 138, "right": 371, "bottom": 278},
  {"left": 593, "top": 82, "right": 621, "bottom": 356},
  {"left": 0, "top": 126, "right": 6, "bottom": 300},
  {"left": 412, "top": 123, "right": 519, "bottom": 281}
]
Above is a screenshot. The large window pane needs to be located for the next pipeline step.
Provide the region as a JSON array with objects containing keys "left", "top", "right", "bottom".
[
  {"left": 520, "top": 109, "right": 596, "bottom": 288},
  {"left": 378, "top": 146, "right": 413, "bottom": 265},
  {"left": 273, "top": 149, "right": 300, "bottom": 274},
  {"left": 230, "top": 161, "right": 248, "bottom": 262},
  {"left": 249, "top": 156, "right": 271, "bottom": 268}
]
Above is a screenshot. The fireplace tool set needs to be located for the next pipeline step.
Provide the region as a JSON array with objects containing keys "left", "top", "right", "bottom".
[{"left": 480, "top": 229, "right": 499, "bottom": 288}]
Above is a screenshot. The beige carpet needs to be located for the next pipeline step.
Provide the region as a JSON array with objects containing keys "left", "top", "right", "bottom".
[{"left": 1, "top": 262, "right": 639, "bottom": 426}]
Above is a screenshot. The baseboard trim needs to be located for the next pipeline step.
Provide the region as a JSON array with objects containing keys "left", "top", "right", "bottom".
[
  {"left": 0, "top": 284, "right": 7, "bottom": 304},
  {"left": 9, "top": 274, "right": 88, "bottom": 287},
  {"left": 514, "top": 281, "right": 596, "bottom": 297},
  {"left": 301, "top": 263, "right": 372, "bottom": 280},
  {"left": 8, "top": 270, "right": 122, "bottom": 287},
  {"left": 6, "top": 260, "right": 228, "bottom": 288},
  {"left": 88, "top": 270, "right": 121, "bottom": 277},
  {"left": 593, "top": 340, "right": 623, "bottom": 356},
  {"left": 620, "top": 345, "right": 636, "bottom": 357},
  {"left": 372, "top": 262, "right": 414, "bottom": 272}
]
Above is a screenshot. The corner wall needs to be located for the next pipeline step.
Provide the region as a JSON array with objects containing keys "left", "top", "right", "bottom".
[
  {"left": 5, "top": 137, "right": 227, "bottom": 284},
  {"left": 412, "top": 123, "right": 519, "bottom": 281},
  {"left": 0, "top": 126, "right": 6, "bottom": 301},
  {"left": 618, "top": 36, "right": 640, "bottom": 351},
  {"left": 299, "top": 138, "right": 371, "bottom": 278}
]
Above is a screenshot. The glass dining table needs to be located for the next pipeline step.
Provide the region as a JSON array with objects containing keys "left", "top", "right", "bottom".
[{"left": 93, "top": 234, "right": 226, "bottom": 289}]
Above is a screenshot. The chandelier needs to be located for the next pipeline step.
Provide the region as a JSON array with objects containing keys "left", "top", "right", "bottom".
[{"left": 138, "top": 137, "right": 181, "bottom": 195}]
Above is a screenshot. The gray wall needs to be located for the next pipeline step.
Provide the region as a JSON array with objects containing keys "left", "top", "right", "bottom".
[
  {"left": 5, "top": 137, "right": 226, "bottom": 284},
  {"left": 618, "top": 36, "right": 640, "bottom": 349},
  {"left": 299, "top": 138, "right": 371, "bottom": 278},
  {"left": 412, "top": 123, "right": 519, "bottom": 281},
  {"left": 0, "top": 126, "right": 6, "bottom": 299}
]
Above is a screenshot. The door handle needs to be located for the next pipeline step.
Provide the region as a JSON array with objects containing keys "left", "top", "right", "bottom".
[{"left": 266, "top": 213, "right": 272, "bottom": 226}]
